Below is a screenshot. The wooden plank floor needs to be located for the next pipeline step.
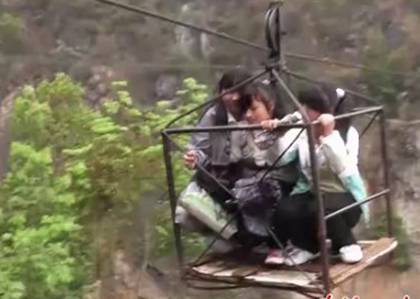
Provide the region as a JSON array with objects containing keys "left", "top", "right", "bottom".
[
  {"left": 188, "top": 238, "right": 397, "bottom": 293},
  {"left": 330, "top": 237, "right": 398, "bottom": 285}
]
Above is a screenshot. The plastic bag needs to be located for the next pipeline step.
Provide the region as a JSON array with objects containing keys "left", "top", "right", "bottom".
[{"left": 178, "top": 181, "right": 238, "bottom": 240}]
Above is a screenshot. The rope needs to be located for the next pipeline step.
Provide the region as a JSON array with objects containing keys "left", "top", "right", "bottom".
[
  {"left": 285, "top": 70, "right": 378, "bottom": 105},
  {"left": 286, "top": 53, "right": 418, "bottom": 79},
  {"left": 95, "top": 0, "right": 418, "bottom": 79},
  {"left": 94, "top": 0, "right": 267, "bottom": 52},
  {"left": 136, "top": 63, "right": 243, "bottom": 70}
]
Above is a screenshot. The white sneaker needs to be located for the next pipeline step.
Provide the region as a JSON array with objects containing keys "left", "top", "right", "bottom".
[
  {"left": 284, "top": 247, "right": 318, "bottom": 266},
  {"left": 339, "top": 244, "right": 363, "bottom": 264},
  {"left": 264, "top": 249, "right": 286, "bottom": 265}
]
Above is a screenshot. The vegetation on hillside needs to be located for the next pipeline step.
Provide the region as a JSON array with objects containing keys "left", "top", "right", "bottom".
[
  {"left": 0, "top": 1, "right": 418, "bottom": 297},
  {"left": 0, "top": 74, "right": 208, "bottom": 298},
  {"left": 1, "top": 0, "right": 420, "bottom": 118}
]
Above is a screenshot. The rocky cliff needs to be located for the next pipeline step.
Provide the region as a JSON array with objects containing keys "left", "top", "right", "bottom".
[{"left": 1, "top": 1, "right": 420, "bottom": 298}]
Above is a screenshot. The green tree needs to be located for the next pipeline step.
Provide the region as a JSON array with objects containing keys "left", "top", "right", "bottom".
[{"left": 0, "top": 73, "right": 209, "bottom": 298}]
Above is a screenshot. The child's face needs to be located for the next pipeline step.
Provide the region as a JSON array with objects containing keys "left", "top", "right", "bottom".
[
  {"left": 221, "top": 89, "right": 241, "bottom": 116},
  {"left": 245, "top": 97, "right": 272, "bottom": 124}
]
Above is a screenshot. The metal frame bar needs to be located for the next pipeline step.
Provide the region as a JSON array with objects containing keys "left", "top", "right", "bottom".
[
  {"left": 161, "top": 65, "right": 277, "bottom": 275},
  {"left": 161, "top": 95, "right": 389, "bottom": 292},
  {"left": 270, "top": 69, "right": 331, "bottom": 295},
  {"left": 380, "top": 111, "right": 393, "bottom": 236},
  {"left": 164, "top": 124, "right": 308, "bottom": 271},
  {"left": 165, "top": 122, "right": 304, "bottom": 134},
  {"left": 162, "top": 133, "right": 240, "bottom": 269},
  {"left": 325, "top": 189, "right": 390, "bottom": 221},
  {"left": 158, "top": 3, "right": 394, "bottom": 297},
  {"left": 165, "top": 106, "right": 384, "bottom": 135},
  {"left": 360, "top": 111, "right": 381, "bottom": 138},
  {"left": 161, "top": 132, "right": 184, "bottom": 271},
  {"left": 88, "top": 0, "right": 398, "bottom": 297}
]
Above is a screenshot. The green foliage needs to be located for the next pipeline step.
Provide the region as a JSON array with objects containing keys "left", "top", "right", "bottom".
[
  {"left": 0, "top": 143, "right": 84, "bottom": 299},
  {"left": 144, "top": 77, "right": 210, "bottom": 255},
  {"left": 1, "top": 73, "right": 209, "bottom": 297},
  {"left": 1, "top": 75, "right": 96, "bottom": 299},
  {"left": 140, "top": 77, "right": 208, "bottom": 191},
  {"left": 147, "top": 77, "right": 209, "bottom": 130},
  {"left": 369, "top": 214, "right": 412, "bottom": 271},
  {"left": 153, "top": 206, "right": 206, "bottom": 259}
]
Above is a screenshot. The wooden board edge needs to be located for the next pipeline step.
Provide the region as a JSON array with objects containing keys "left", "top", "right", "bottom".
[
  {"left": 332, "top": 240, "right": 398, "bottom": 286},
  {"left": 329, "top": 238, "right": 396, "bottom": 279},
  {"left": 188, "top": 267, "right": 324, "bottom": 294}
]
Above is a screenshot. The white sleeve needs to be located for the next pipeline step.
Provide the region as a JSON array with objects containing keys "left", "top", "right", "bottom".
[
  {"left": 320, "top": 131, "right": 358, "bottom": 179},
  {"left": 346, "top": 126, "right": 359, "bottom": 165},
  {"left": 275, "top": 128, "right": 301, "bottom": 165},
  {"left": 320, "top": 130, "right": 370, "bottom": 223}
]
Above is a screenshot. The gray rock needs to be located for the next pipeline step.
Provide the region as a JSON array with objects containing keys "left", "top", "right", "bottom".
[{"left": 386, "top": 120, "right": 420, "bottom": 268}]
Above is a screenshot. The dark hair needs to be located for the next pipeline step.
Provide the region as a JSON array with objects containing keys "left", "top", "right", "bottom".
[
  {"left": 214, "top": 68, "right": 252, "bottom": 125},
  {"left": 319, "top": 83, "right": 352, "bottom": 141},
  {"left": 298, "top": 86, "right": 332, "bottom": 114},
  {"left": 243, "top": 82, "right": 283, "bottom": 119}
]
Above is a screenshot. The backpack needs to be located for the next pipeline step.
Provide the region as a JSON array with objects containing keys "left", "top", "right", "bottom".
[{"left": 232, "top": 174, "right": 282, "bottom": 237}]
